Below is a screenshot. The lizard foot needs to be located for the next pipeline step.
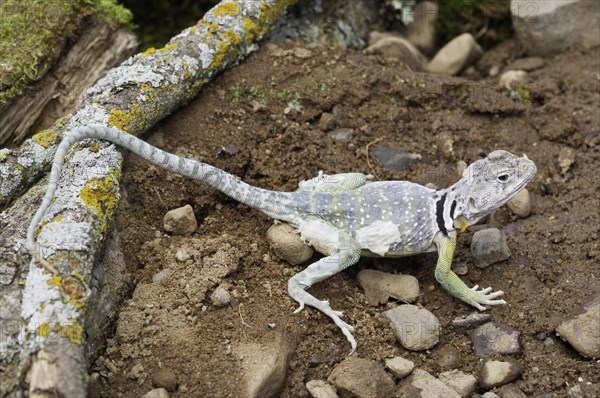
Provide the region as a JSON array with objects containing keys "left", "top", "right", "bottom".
[
  {"left": 290, "top": 293, "right": 357, "bottom": 352},
  {"left": 465, "top": 285, "right": 506, "bottom": 311}
]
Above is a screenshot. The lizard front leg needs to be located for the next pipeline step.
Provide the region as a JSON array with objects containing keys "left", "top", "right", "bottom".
[
  {"left": 433, "top": 231, "right": 506, "bottom": 310},
  {"left": 289, "top": 218, "right": 361, "bottom": 352}
]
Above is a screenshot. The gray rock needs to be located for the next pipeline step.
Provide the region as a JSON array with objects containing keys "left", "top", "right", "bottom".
[
  {"left": 142, "top": 388, "right": 170, "bottom": 398},
  {"left": 266, "top": 223, "right": 314, "bottom": 265},
  {"left": 452, "top": 262, "right": 468, "bottom": 276},
  {"left": 471, "top": 228, "right": 511, "bottom": 268},
  {"left": 483, "top": 393, "right": 501, "bottom": 398},
  {"left": 497, "top": 383, "right": 527, "bottom": 398},
  {"left": 368, "top": 31, "right": 402, "bottom": 46},
  {"left": 451, "top": 312, "right": 492, "bottom": 330},
  {"left": 327, "top": 357, "right": 395, "bottom": 398},
  {"left": 327, "top": 128, "right": 354, "bottom": 143},
  {"left": 583, "top": 294, "right": 600, "bottom": 311},
  {"left": 506, "top": 57, "right": 545, "bottom": 71},
  {"left": 434, "top": 344, "right": 462, "bottom": 370},
  {"left": 512, "top": 0, "right": 600, "bottom": 56},
  {"left": 306, "top": 380, "right": 338, "bottom": 398},
  {"left": 163, "top": 204, "right": 197, "bottom": 235},
  {"left": 404, "top": 1, "right": 438, "bottom": 55},
  {"left": 210, "top": 286, "right": 231, "bottom": 307},
  {"left": 507, "top": 188, "right": 531, "bottom": 218},
  {"left": 175, "top": 247, "right": 190, "bottom": 262},
  {"left": 567, "top": 383, "right": 600, "bottom": 398},
  {"left": 383, "top": 304, "right": 440, "bottom": 351},
  {"left": 151, "top": 368, "right": 178, "bottom": 392},
  {"left": 357, "top": 269, "right": 420, "bottom": 306},
  {"left": 237, "top": 332, "right": 298, "bottom": 398},
  {"left": 478, "top": 358, "right": 523, "bottom": 390},
  {"left": 371, "top": 145, "right": 424, "bottom": 172},
  {"left": 556, "top": 305, "right": 600, "bottom": 358},
  {"left": 438, "top": 370, "right": 478, "bottom": 398},
  {"left": 364, "top": 36, "right": 427, "bottom": 71},
  {"left": 384, "top": 356, "right": 414, "bottom": 379},
  {"left": 472, "top": 322, "right": 521, "bottom": 357},
  {"left": 396, "top": 369, "right": 461, "bottom": 398},
  {"left": 428, "top": 33, "right": 483, "bottom": 75}
]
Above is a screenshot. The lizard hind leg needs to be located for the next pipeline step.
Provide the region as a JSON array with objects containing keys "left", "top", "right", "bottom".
[{"left": 288, "top": 219, "right": 362, "bottom": 352}]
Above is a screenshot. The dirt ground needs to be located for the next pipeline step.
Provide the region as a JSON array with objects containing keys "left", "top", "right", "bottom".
[{"left": 91, "top": 39, "right": 600, "bottom": 397}]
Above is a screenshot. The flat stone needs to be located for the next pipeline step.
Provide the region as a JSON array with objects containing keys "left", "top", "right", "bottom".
[
  {"left": 357, "top": 269, "right": 420, "bottom": 306},
  {"left": 383, "top": 304, "right": 440, "bottom": 351},
  {"left": 371, "top": 145, "right": 424, "bottom": 172},
  {"left": 305, "top": 380, "right": 338, "bottom": 398},
  {"left": 512, "top": 0, "right": 600, "bottom": 56},
  {"left": 428, "top": 33, "right": 483, "bottom": 75},
  {"left": 451, "top": 312, "right": 492, "bottom": 330},
  {"left": 472, "top": 322, "right": 521, "bottom": 357},
  {"left": 478, "top": 358, "right": 523, "bottom": 390},
  {"left": 163, "top": 204, "right": 197, "bottom": 235},
  {"left": 384, "top": 356, "right": 414, "bottom": 379},
  {"left": 438, "top": 370, "right": 478, "bottom": 398},
  {"left": 434, "top": 344, "right": 462, "bottom": 370},
  {"left": 556, "top": 306, "right": 600, "bottom": 358},
  {"left": 471, "top": 228, "right": 511, "bottom": 268},
  {"left": 266, "top": 223, "right": 314, "bottom": 266},
  {"left": 396, "top": 369, "right": 461, "bottom": 398},
  {"left": 506, "top": 57, "right": 545, "bottom": 71},
  {"left": 327, "top": 357, "right": 395, "bottom": 398},
  {"left": 327, "top": 128, "right": 354, "bottom": 143},
  {"left": 364, "top": 36, "right": 427, "bottom": 71},
  {"left": 507, "top": 188, "right": 531, "bottom": 218}
]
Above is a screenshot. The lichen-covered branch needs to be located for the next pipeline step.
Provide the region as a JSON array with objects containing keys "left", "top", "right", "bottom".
[
  {"left": 0, "top": 0, "right": 296, "bottom": 209},
  {"left": 0, "top": 1, "right": 297, "bottom": 396}
]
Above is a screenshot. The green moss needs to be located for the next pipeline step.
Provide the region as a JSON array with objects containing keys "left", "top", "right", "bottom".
[
  {"left": 506, "top": 85, "right": 531, "bottom": 105},
  {"left": 436, "top": 0, "right": 513, "bottom": 49},
  {"left": 0, "top": 0, "right": 133, "bottom": 108}
]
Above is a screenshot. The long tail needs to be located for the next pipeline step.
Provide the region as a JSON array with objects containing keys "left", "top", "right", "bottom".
[{"left": 27, "top": 125, "right": 296, "bottom": 257}]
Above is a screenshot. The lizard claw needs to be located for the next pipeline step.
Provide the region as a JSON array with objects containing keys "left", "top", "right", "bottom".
[
  {"left": 466, "top": 286, "right": 507, "bottom": 310},
  {"left": 293, "top": 301, "right": 305, "bottom": 314}
]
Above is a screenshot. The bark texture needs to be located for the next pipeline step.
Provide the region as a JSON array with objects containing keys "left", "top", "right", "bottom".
[{"left": 0, "top": 1, "right": 297, "bottom": 396}]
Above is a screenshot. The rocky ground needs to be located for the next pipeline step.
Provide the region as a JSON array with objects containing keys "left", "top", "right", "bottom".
[{"left": 88, "top": 32, "right": 599, "bottom": 398}]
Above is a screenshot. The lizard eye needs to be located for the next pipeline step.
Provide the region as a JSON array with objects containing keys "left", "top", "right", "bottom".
[{"left": 497, "top": 173, "right": 510, "bottom": 183}]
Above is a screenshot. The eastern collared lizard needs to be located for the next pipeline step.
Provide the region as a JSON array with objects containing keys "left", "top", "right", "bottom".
[{"left": 27, "top": 125, "right": 537, "bottom": 351}]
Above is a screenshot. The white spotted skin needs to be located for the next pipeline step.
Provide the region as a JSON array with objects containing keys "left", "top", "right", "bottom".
[{"left": 290, "top": 181, "right": 439, "bottom": 256}]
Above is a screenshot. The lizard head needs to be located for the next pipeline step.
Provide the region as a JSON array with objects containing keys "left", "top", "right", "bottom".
[{"left": 454, "top": 150, "right": 536, "bottom": 227}]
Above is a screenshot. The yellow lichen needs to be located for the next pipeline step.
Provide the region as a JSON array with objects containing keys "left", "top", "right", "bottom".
[
  {"left": 159, "top": 43, "right": 178, "bottom": 52},
  {"left": 210, "top": 29, "right": 241, "bottom": 69},
  {"left": 80, "top": 172, "right": 120, "bottom": 233},
  {"left": 108, "top": 101, "right": 143, "bottom": 133},
  {"left": 0, "top": 148, "right": 11, "bottom": 161},
  {"left": 88, "top": 143, "right": 102, "bottom": 152},
  {"left": 141, "top": 47, "right": 156, "bottom": 56},
  {"left": 47, "top": 275, "right": 62, "bottom": 287},
  {"left": 212, "top": 2, "right": 240, "bottom": 17},
  {"left": 36, "top": 320, "right": 83, "bottom": 345},
  {"left": 32, "top": 130, "right": 59, "bottom": 148},
  {"left": 242, "top": 17, "right": 258, "bottom": 42}
]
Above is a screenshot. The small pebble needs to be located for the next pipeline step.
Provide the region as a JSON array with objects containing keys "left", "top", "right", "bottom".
[
  {"left": 327, "top": 128, "right": 354, "bottom": 143},
  {"left": 438, "top": 369, "right": 478, "bottom": 397},
  {"left": 383, "top": 304, "right": 440, "bottom": 351},
  {"left": 142, "top": 388, "right": 170, "bottom": 398},
  {"left": 396, "top": 369, "right": 461, "bottom": 397},
  {"left": 210, "top": 286, "right": 231, "bottom": 307},
  {"left": 471, "top": 228, "right": 511, "bottom": 268},
  {"left": 499, "top": 70, "right": 528, "bottom": 86},
  {"left": 357, "top": 269, "right": 420, "bottom": 305},
  {"left": 151, "top": 368, "right": 178, "bottom": 392},
  {"left": 451, "top": 312, "right": 491, "bottom": 329},
  {"left": 472, "top": 322, "right": 521, "bottom": 357},
  {"left": 507, "top": 188, "right": 531, "bottom": 218},
  {"left": 305, "top": 380, "right": 338, "bottom": 398},
  {"left": 556, "top": 305, "right": 600, "bottom": 358},
  {"left": 152, "top": 269, "right": 172, "bottom": 285},
  {"left": 175, "top": 248, "right": 190, "bottom": 262},
  {"left": 266, "top": 223, "right": 313, "bottom": 265},
  {"left": 478, "top": 358, "right": 523, "bottom": 389},
  {"left": 163, "top": 205, "right": 197, "bottom": 235},
  {"left": 384, "top": 356, "right": 414, "bottom": 379}
]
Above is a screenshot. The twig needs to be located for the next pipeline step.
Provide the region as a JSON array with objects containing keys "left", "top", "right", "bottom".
[{"left": 365, "top": 138, "right": 383, "bottom": 180}]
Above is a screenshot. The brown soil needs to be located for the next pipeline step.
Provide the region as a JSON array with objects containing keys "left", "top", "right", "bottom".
[{"left": 93, "top": 41, "right": 600, "bottom": 397}]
